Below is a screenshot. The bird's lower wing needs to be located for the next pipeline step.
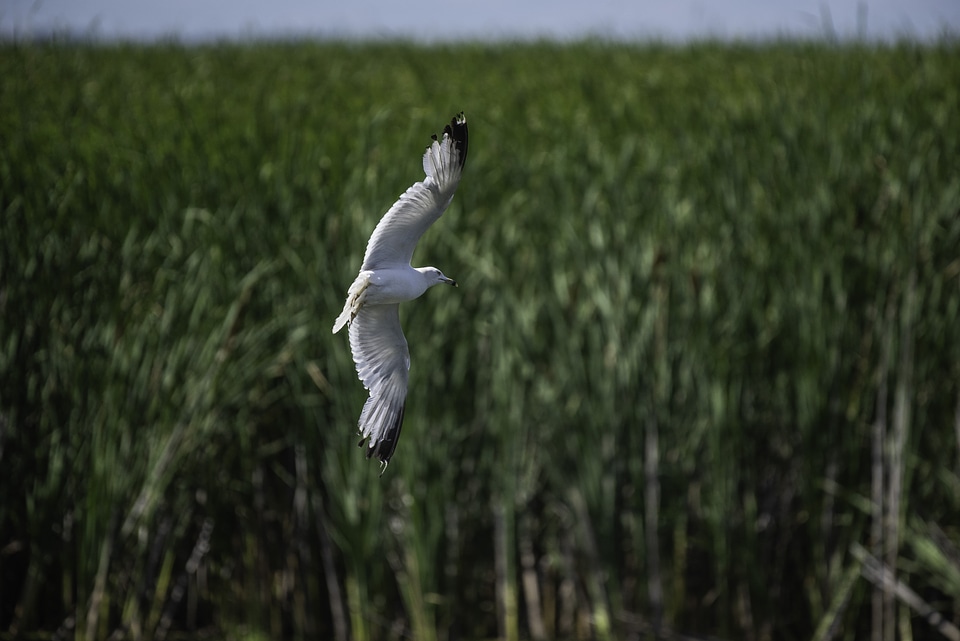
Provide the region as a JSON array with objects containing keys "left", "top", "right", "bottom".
[{"left": 348, "top": 304, "right": 410, "bottom": 465}]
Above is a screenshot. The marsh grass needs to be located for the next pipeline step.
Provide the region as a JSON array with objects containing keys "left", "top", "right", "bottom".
[{"left": 2, "top": 39, "right": 959, "bottom": 640}]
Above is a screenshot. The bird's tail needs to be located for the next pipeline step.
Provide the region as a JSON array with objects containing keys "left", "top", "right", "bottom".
[
  {"left": 422, "top": 112, "right": 468, "bottom": 186},
  {"left": 332, "top": 272, "right": 370, "bottom": 333}
]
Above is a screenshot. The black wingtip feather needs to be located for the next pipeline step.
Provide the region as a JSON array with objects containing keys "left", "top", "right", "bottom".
[
  {"left": 358, "top": 403, "right": 406, "bottom": 467},
  {"left": 443, "top": 112, "right": 468, "bottom": 170}
]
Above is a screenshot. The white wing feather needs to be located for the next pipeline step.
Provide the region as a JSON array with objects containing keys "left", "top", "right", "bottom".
[
  {"left": 360, "top": 114, "right": 467, "bottom": 270},
  {"left": 349, "top": 304, "right": 410, "bottom": 464}
]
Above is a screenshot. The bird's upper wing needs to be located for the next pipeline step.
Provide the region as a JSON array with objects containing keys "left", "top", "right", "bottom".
[
  {"left": 360, "top": 113, "right": 468, "bottom": 270},
  {"left": 348, "top": 303, "right": 410, "bottom": 465}
]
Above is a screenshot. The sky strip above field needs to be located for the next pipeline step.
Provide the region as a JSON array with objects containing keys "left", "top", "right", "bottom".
[{"left": 3, "top": 0, "right": 958, "bottom": 42}]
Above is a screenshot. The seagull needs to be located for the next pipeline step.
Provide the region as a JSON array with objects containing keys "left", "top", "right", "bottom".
[{"left": 333, "top": 112, "right": 468, "bottom": 470}]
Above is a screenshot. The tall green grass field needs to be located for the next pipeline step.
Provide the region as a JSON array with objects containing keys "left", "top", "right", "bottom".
[{"left": 2, "top": 39, "right": 959, "bottom": 640}]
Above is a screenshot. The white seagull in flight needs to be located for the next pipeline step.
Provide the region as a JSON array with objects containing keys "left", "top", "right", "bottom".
[{"left": 333, "top": 112, "right": 468, "bottom": 470}]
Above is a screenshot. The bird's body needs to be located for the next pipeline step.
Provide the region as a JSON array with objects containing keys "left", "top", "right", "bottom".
[{"left": 333, "top": 113, "right": 468, "bottom": 469}]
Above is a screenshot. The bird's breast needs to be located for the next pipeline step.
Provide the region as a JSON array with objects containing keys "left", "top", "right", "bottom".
[{"left": 363, "top": 268, "right": 428, "bottom": 305}]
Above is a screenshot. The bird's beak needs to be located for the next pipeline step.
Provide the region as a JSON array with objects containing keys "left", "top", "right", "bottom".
[{"left": 445, "top": 277, "right": 458, "bottom": 287}]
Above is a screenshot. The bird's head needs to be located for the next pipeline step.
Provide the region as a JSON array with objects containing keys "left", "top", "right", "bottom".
[{"left": 420, "top": 266, "right": 457, "bottom": 288}]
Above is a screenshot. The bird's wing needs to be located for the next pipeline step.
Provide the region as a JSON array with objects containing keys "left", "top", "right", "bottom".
[
  {"left": 348, "top": 303, "right": 410, "bottom": 465},
  {"left": 360, "top": 113, "right": 468, "bottom": 270}
]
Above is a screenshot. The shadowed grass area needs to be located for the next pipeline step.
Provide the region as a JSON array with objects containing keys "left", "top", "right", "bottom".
[{"left": 1, "top": 39, "right": 959, "bottom": 641}]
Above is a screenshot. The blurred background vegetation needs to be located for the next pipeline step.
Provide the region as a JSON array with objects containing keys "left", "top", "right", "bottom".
[{"left": 1, "top": 39, "right": 959, "bottom": 641}]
